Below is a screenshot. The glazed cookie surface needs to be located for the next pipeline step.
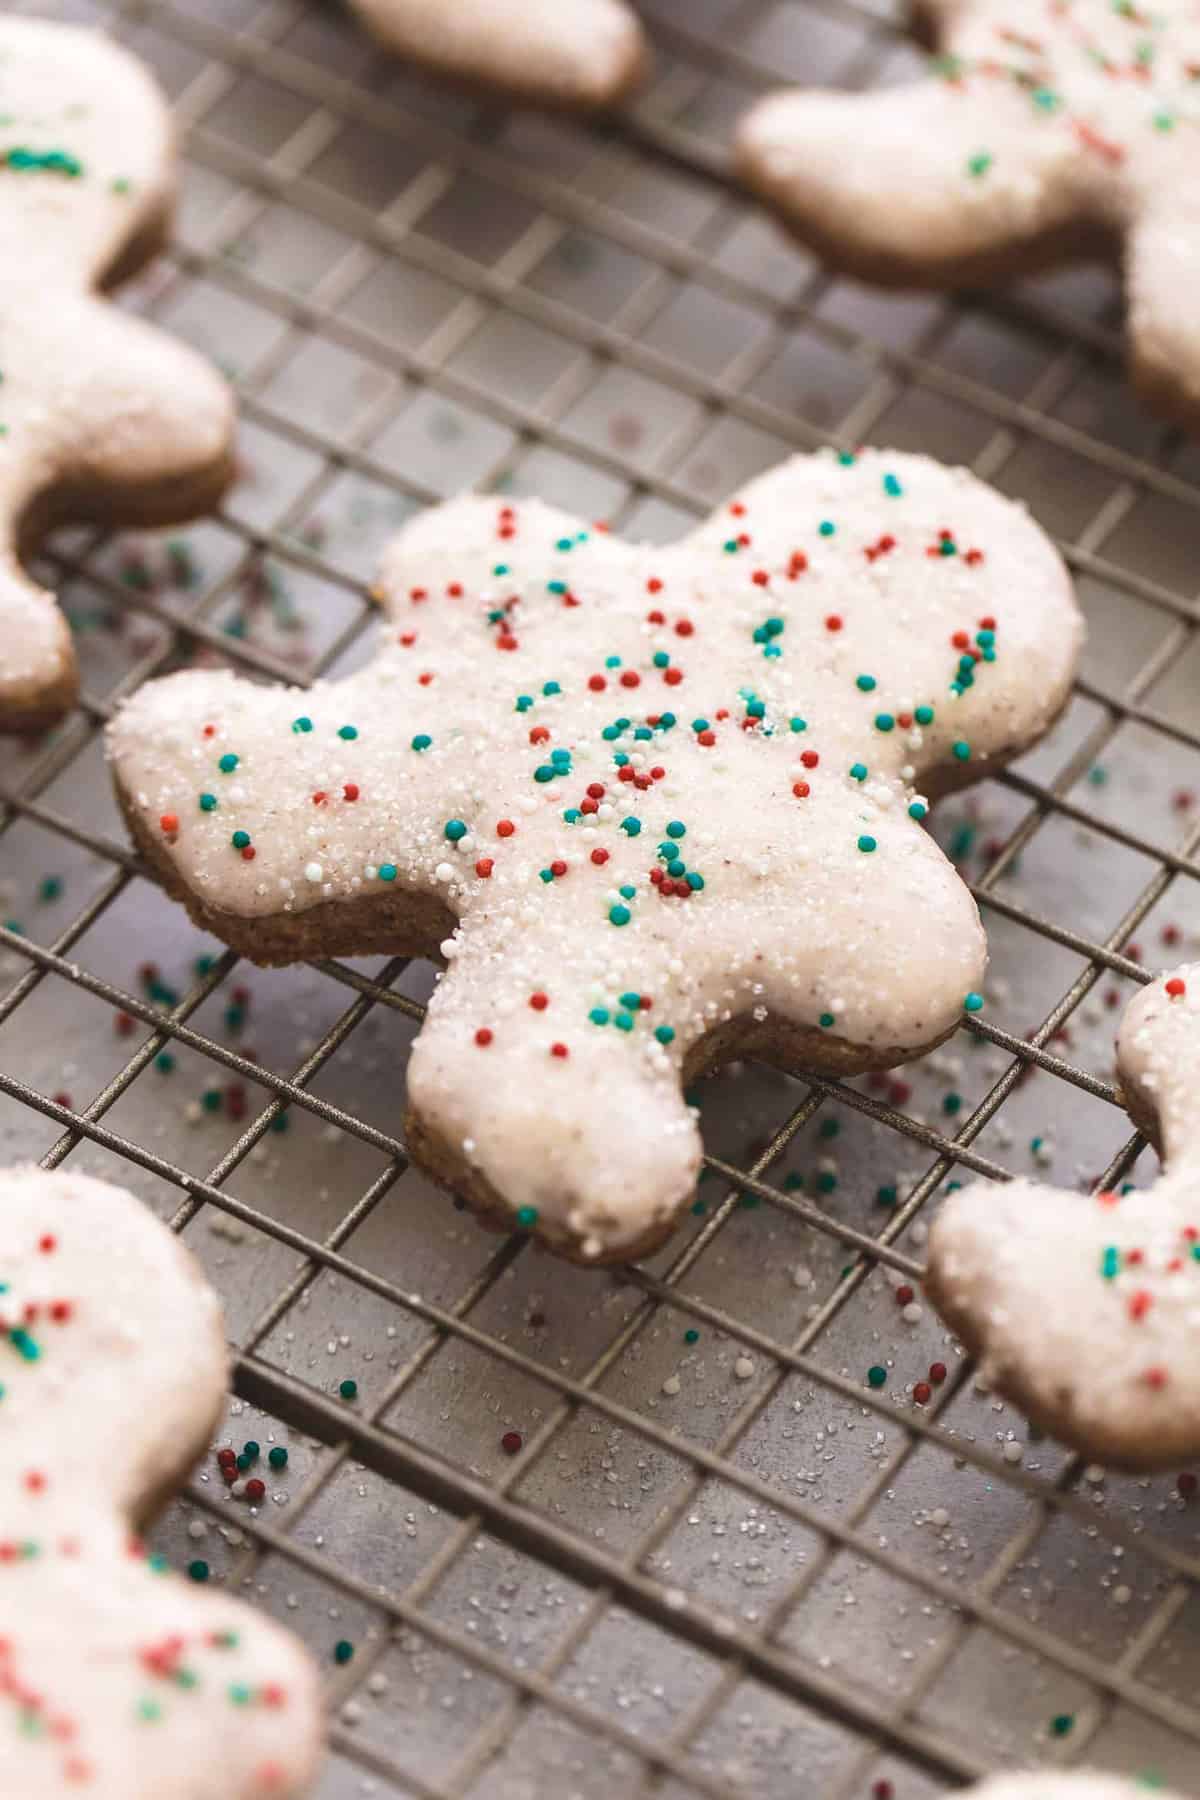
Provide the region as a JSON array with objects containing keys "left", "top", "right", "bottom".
[
  {"left": 0, "top": 18, "right": 235, "bottom": 734},
  {"left": 108, "top": 447, "right": 1082, "bottom": 1262},
  {"left": 737, "top": 0, "right": 1200, "bottom": 431},
  {"left": 928, "top": 964, "right": 1200, "bottom": 1470},
  {"left": 349, "top": 0, "right": 646, "bottom": 109},
  {"left": 965, "top": 1777, "right": 1187, "bottom": 1800},
  {"left": 0, "top": 1164, "right": 322, "bottom": 1795}
]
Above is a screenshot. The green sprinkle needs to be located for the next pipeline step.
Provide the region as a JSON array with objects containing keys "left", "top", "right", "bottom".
[
  {"left": 38, "top": 876, "right": 62, "bottom": 903},
  {"left": 819, "top": 1012, "right": 836, "bottom": 1029},
  {"left": 138, "top": 1698, "right": 163, "bottom": 1723},
  {"left": 534, "top": 765, "right": 556, "bottom": 783},
  {"left": 1050, "top": 1714, "right": 1074, "bottom": 1739},
  {"left": 218, "top": 753, "right": 238, "bottom": 773},
  {"left": 187, "top": 1560, "right": 210, "bottom": 1583},
  {"left": 292, "top": 716, "right": 312, "bottom": 733},
  {"left": 339, "top": 1378, "right": 358, "bottom": 1400},
  {"left": 967, "top": 151, "right": 993, "bottom": 177},
  {"left": 411, "top": 733, "right": 432, "bottom": 751},
  {"left": 867, "top": 1365, "right": 887, "bottom": 1389},
  {"left": 943, "top": 1092, "right": 963, "bottom": 1116},
  {"left": 155, "top": 1052, "right": 175, "bottom": 1074},
  {"left": 654, "top": 1025, "right": 675, "bottom": 1045},
  {"left": 516, "top": 1205, "right": 539, "bottom": 1228},
  {"left": 876, "top": 1185, "right": 897, "bottom": 1208},
  {"left": 857, "top": 835, "right": 877, "bottom": 853},
  {"left": 228, "top": 1684, "right": 252, "bottom": 1706},
  {"left": 333, "top": 1640, "right": 355, "bottom": 1665},
  {"left": 243, "top": 1440, "right": 260, "bottom": 1460},
  {"left": 268, "top": 1446, "right": 288, "bottom": 1469},
  {"left": 543, "top": 681, "right": 561, "bottom": 696},
  {"left": 952, "top": 741, "right": 971, "bottom": 762},
  {"left": 684, "top": 1328, "right": 699, "bottom": 1344}
]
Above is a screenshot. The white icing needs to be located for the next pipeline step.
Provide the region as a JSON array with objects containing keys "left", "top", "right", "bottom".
[
  {"left": 737, "top": 0, "right": 1200, "bottom": 421},
  {"left": 349, "top": 0, "right": 645, "bottom": 107},
  {"left": 929, "top": 963, "right": 1200, "bottom": 1470},
  {"left": 0, "top": 19, "right": 234, "bottom": 726},
  {"left": 0, "top": 1166, "right": 322, "bottom": 1795},
  {"left": 108, "top": 448, "right": 1081, "bottom": 1256},
  {"left": 967, "top": 1778, "right": 1185, "bottom": 1800}
]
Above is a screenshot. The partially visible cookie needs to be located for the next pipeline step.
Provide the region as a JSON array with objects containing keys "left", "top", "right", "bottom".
[
  {"left": 966, "top": 1777, "right": 1186, "bottom": 1800},
  {"left": 348, "top": 0, "right": 647, "bottom": 109},
  {"left": 0, "top": 1164, "right": 322, "bottom": 1795},
  {"left": 736, "top": 0, "right": 1200, "bottom": 432},
  {"left": 928, "top": 964, "right": 1200, "bottom": 1471},
  {"left": 0, "top": 19, "right": 235, "bottom": 734},
  {"left": 109, "top": 447, "right": 1081, "bottom": 1264}
]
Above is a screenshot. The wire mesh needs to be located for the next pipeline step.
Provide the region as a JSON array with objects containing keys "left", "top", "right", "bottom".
[{"left": 3, "top": 0, "right": 1200, "bottom": 1795}]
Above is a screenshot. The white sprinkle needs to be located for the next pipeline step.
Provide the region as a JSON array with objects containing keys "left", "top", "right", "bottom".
[
  {"left": 304, "top": 862, "right": 323, "bottom": 883},
  {"left": 734, "top": 1356, "right": 755, "bottom": 1381}
]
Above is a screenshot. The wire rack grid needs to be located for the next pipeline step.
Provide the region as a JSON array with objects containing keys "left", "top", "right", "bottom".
[{"left": 3, "top": 0, "right": 1200, "bottom": 1795}]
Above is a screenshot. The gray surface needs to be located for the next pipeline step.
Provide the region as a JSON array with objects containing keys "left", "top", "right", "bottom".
[{"left": 2, "top": 0, "right": 1200, "bottom": 1795}]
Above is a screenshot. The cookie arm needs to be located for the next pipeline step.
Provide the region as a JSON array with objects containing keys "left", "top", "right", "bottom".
[
  {"left": 736, "top": 80, "right": 1093, "bottom": 288},
  {"left": 1126, "top": 199, "right": 1200, "bottom": 432}
]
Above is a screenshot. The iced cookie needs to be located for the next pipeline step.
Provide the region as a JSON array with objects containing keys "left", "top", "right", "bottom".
[
  {"left": 0, "top": 18, "right": 235, "bottom": 734},
  {"left": 966, "top": 1778, "right": 1186, "bottom": 1800},
  {"left": 349, "top": 0, "right": 647, "bottom": 110},
  {"left": 737, "top": 0, "right": 1200, "bottom": 431},
  {"left": 108, "top": 447, "right": 1081, "bottom": 1263},
  {"left": 0, "top": 1164, "right": 322, "bottom": 1794},
  {"left": 928, "top": 965, "right": 1200, "bottom": 1470}
]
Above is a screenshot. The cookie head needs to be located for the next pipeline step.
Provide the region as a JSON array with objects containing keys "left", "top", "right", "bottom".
[
  {"left": 737, "top": 0, "right": 1200, "bottom": 430},
  {"left": 109, "top": 448, "right": 1081, "bottom": 1262},
  {"left": 0, "top": 1165, "right": 322, "bottom": 1796},
  {"left": 927, "top": 965, "right": 1200, "bottom": 1470},
  {"left": 0, "top": 19, "right": 235, "bottom": 734}
]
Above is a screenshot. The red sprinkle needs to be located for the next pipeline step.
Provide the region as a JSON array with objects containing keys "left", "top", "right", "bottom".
[
  {"left": 475, "top": 858, "right": 493, "bottom": 878},
  {"left": 159, "top": 813, "right": 178, "bottom": 835},
  {"left": 497, "top": 820, "right": 516, "bottom": 838},
  {"left": 929, "top": 1362, "right": 948, "bottom": 1384},
  {"left": 550, "top": 1043, "right": 569, "bottom": 1059},
  {"left": 245, "top": 1478, "right": 266, "bottom": 1504},
  {"left": 501, "top": 1431, "right": 523, "bottom": 1455},
  {"left": 529, "top": 992, "right": 549, "bottom": 1011},
  {"left": 475, "top": 1028, "right": 493, "bottom": 1048},
  {"left": 913, "top": 1381, "right": 932, "bottom": 1405},
  {"left": 1166, "top": 977, "right": 1187, "bottom": 998}
]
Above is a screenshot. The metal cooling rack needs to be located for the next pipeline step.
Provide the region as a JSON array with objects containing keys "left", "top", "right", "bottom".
[{"left": 4, "top": 0, "right": 1200, "bottom": 1794}]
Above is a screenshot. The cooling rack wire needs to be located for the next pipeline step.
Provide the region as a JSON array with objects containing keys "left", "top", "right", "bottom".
[{"left": 4, "top": 0, "right": 1200, "bottom": 1794}]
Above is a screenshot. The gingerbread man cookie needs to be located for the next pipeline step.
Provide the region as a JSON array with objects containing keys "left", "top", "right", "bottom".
[
  {"left": 0, "top": 18, "right": 235, "bottom": 734},
  {"left": 928, "top": 964, "right": 1200, "bottom": 1470},
  {"left": 737, "top": 0, "right": 1200, "bottom": 431},
  {"left": 965, "top": 1778, "right": 1187, "bottom": 1800},
  {"left": 348, "top": 0, "right": 647, "bottom": 110},
  {"left": 108, "top": 447, "right": 1082, "bottom": 1263},
  {"left": 0, "top": 1164, "right": 322, "bottom": 1794}
]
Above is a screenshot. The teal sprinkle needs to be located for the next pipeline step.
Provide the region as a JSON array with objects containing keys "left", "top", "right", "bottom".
[
  {"left": 952, "top": 741, "right": 971, "bottom": 762},
  {"left": 218, "top": 753, "right": 238, "bottom": 773},
  {"left": 410, "top": 732, "right": 432, "bottom": 752},
  {"left": 915, "top": 704, "right": 934, "bottom": 725},
  {"left": 908, "top": 800, "right": 928, "bottom": 820},
  {"left": 867, "top": 1365, "right": 887, "bottom": 1389},
  {"left": 686, "top": 872, "right": 704, "bottom": 890},
  {"left": 620, "top": 817, "right": 642, "bottom": 837},
  {"left": 850, "top": 763, "right": 868, "bottom": 782},
  {"left": 563, "top": 808, "right": 582, "bottom": 823},
  {"left": 655, "top": 1025, "right": 675, "bottom": 1045},
  {"left": 746, "top": 698, "right": 765, "bottom": 719},
  {"left": 874, "top": 714, "right": 895, "bottom": 732},
  {"left": 939, "top": 539, "right": 956, "bottom": 557},
  {"left": 619, "top": 884, "right": 635, "bottom": 899},
  {"left": 819, "top": 1012, "right": 836, "bottom": 1029},
  {"left": 292, "top": 716, "right": 312, "bottom": 733},
  {"left": 658, "top": 713, "right": 676, "bottom": 729},
  {"left": 589, "top": 1007, "right": 610, "bottom": 1026},
  {"left": 790, "top": 717, "right": 807, "bottom": 733},
  {"left": 556, "top": 537, "right": 573, "bottom": 552},
  {"left": 543, "top": 681, "right": 561, "bottom": 696},
  {"left": 856, "top": 675, "right": 877, "bottom": 692},
  {"left": 378, "top": 864, "right": 397, "bottom": 882},
  {"left": 550, "top": 748, "right": 570, "bottom": 767},
  {"left": 516, "top": 695, "right": 533, "bottom": 712},
  {"left": 539, "top": 868, "right": 554, "bottom": 883},
  {"left": 615, "top": 1012, "right": 634, "bottom": 1032},
  {"left": 231, "top": 830, "right": 251, "bottom": 850},
  {"left": 620, "top": 992, "right": 640, "bottom": 1010},
  {"left": 493, "top": 564, "right": 509, "bottom": 577},
  {"left": 609, "top": 904, "right": 631, "bottom": 926},
  {"left": 692, "top": 718, "right": 710, "bottom": 732},
  {"left": 1101, "top": 1246, "right": 1120, "bottom": 1280},
  {"left": 818, "top": 521, "right": 835, "bottom": 537},
  {"left": 338, "top": 725, "right": 358, "bottom": 740},
  {"left": 667, "top": 860, "right": 686, "bottom": 878},
  {"left": 8, "top": 1328, "right": 39, "bottom": 1362},
  {"left": 883, "top": 473, "right": 902, "bottom": 497},
  {"left": 605, "top": 655, "right": 621, "bottom": 669},
  {"left": 444, "top": 820, "right": 467, "bottom": 842},
  {"left": 857, "top": 835, "right": 877, "bottom": 853},
  {"left": 963, "top": 992, "right": 984, "bottom": 1013},
  {"left": 534, "top": 765, "right": 556, "bottom": 783},
  {"left": 634, "top": 727, "right": 653, "bottom": 741},
  {"left": 516, "top": 1205, "right": 538, "bottom": 1229},
  {"left": 547, "top": 580, "right": 566, "bottom": 595},
  {"left": 653, "top": 651, "right": 670, "bottom": 669},
  {"left": 666, "top": 821, "right": 686, "bottom": 839}
]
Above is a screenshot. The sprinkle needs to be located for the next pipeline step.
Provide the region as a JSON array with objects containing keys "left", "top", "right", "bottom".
[
  {"left": 218, "top": 753, "right": 238, "bottom": 773},
  {"left": 339, "top": 1378, "right": 358, "bottom": 1399},
  {"left": 333, "top": 1640, "right": 355, "bottom": 1665},
  {"left": 963, "top": 992, "right": 984, "bottom": 1013},
  {"left": 444, "top": 819, "right": 468, "bottom": 841},
  {"left": 857, "top": 835, "right": 877, "bottom": 853}
]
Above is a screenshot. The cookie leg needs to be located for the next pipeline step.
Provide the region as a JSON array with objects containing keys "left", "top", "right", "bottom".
[
  {"left": 0, "top": 554, "right": 78, "bottom": 734},
  {"left": 736, "top": 80, "right": 1100, "bottom": 288},
  {"left": 1127, "top": 202, "right": 1200, "bottom": 432}
]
